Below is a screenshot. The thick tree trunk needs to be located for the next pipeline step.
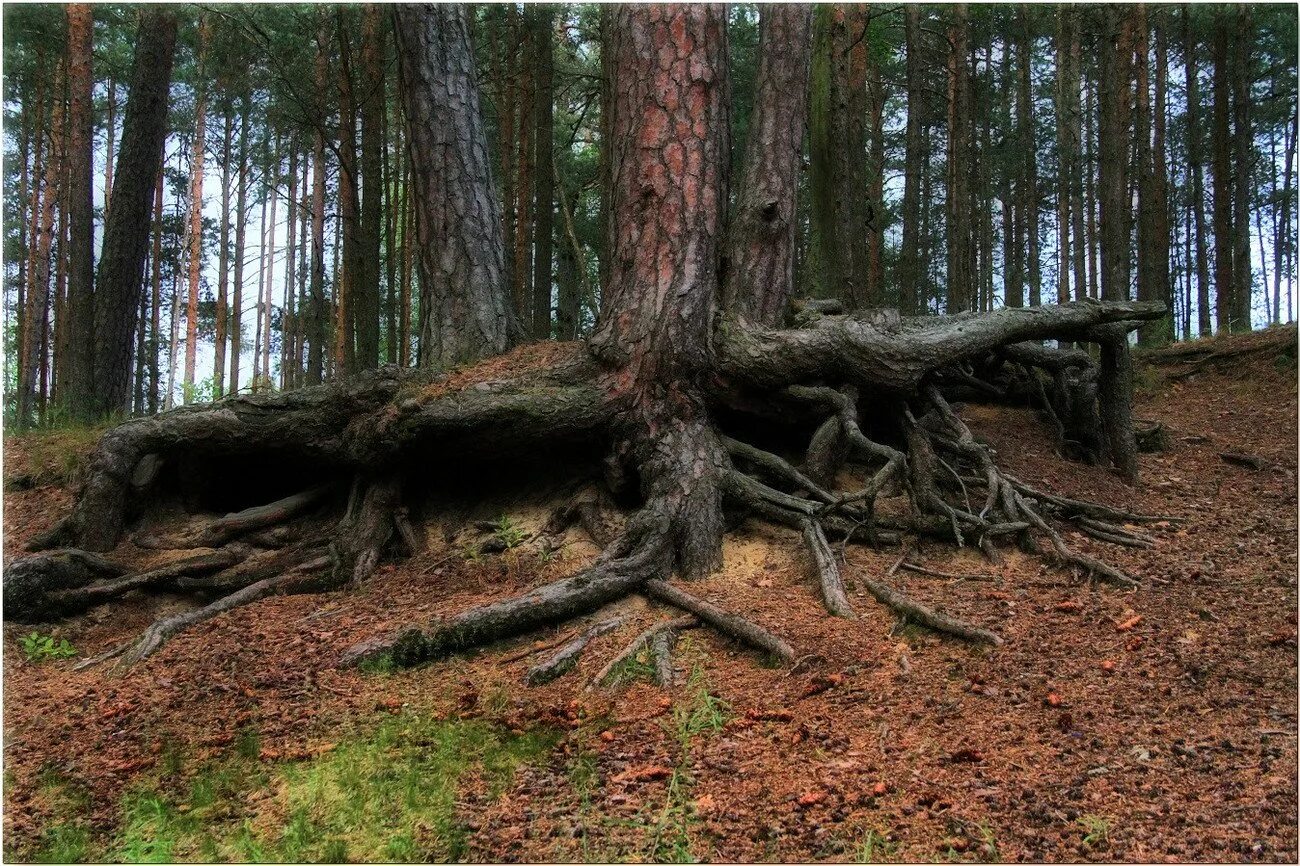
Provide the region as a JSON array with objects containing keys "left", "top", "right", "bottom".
[
  {"left": 395, "top": 3, "right": 516, "bottom": 368},
  {"left": 91, "top": 9, "right": 177, "bottom": 420},
  {"left": 721, "top": 4, "right": 812, "bottom": 324},
  {"left": 63, "top": 4, "right": 96, "bottom": 422},
  {"left": 1147, "top": 12, "right": 1173, "bottom": 344},
  {"left": 1134, "top": 4, "right": 1158, "bottom": 343},
  {"left": 336, "top": 18, "right": 361, "bottom": 374}
]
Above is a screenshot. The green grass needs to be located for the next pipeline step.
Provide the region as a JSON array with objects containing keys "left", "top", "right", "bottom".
[
  {"left": 1079, "top": 814, "right": 1111, "bottom": 849},
  {"left": 853, "top": 827, "right": 898, "bottom": 863},
  {"left": 14, "top": 714, "right": 561, "bottom": 863}
]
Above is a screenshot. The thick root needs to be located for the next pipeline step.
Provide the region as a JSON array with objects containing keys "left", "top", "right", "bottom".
[
  {"left": 643, "top": 579, "right": 796, "bottom": 663},
  {"left": 801, "top": 520, "right": 855, "bottom": 618}
]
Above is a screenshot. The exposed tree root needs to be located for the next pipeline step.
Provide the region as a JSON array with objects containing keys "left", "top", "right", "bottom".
[
  {"left": 801, "top": 519, "right": 855, "bottom": 618},
  {"left": 525, "top": 616, "right": 625, "bottom": 686},
  {"left": 642, "top": 579, "right": 796, "bottom": 663},
  {"left": 13, "top": 301, "right": 1173, "bottom": 679},
  {"left": 866, "top": 556, "right": 1004, "bottom": 645},
  {"left": 80, "top": 553, "right": 333, "bottom": 670},
  {"left": 589, "top": 616, "right": 698, "bottom": 689}
]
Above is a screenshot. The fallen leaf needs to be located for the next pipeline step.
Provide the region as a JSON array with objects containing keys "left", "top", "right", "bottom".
[
  {"left": 1055, "top": 601, "right": 1084, "bottom": 613},
  {"left": 797, "top": 791, "right": 827, "bottom": 808},
  {"left": 1046, "top": 692, "right": 1063, "bottom": 707}
]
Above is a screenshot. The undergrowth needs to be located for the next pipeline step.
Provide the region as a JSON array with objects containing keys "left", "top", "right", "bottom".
[{"left": 19, "top": 713, "right": 560, "bottom": 863}]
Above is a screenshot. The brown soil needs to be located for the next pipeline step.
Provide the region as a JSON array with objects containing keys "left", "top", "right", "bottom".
[{"left": 3, "top": 328, "right": 1297, "bottom": 862}]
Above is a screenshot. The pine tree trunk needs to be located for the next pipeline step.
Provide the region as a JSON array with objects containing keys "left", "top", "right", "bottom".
[
  {"left": 1230, "top": 6, "right": 1253, "bottom": 332},
  {"left": 1210, "top": 11, "right": 1234, "bottom": 332},
  {"left": 721, "top": 4, "right": 812, "bottom": 324},
  {"left": 356, "top": 3, "right": 386, "bottom": 369},
  {"left": 396, "top": 3, "right": 516, "bottom": 368},
  {"left": 104, "top": 78, "right": 116, "bottom": 208},
  {"left": 20, "top": 63, "right": 65, "bottom": 427},
  {"left": 1149, "top": 11, "right": 1173, "bottom": 344},
  {"left": 231, "top": 93, "right": 250, "bottom": 393},
  {"left": 1084, "top": 75, "right": 1099, "bottom": 300},
  {"left": 90, "top": 8, "right": 177, "bottom": 419},
  {"left": 1017, "top": 8, "right": 1041, "bottom": 307},
  {"left": 899, "top": 5, "right": 924, "bottom": 317},
  {"left": 1183, "top": 6, "right": 1212, "bottom": 336},
  {"left": 531, "top": 4, "right": 555, "bottom": 339},
  {"left": 284, "top": 144, "right": 299, "bottom": 389},
  {"left": 252, "top": 166, "right": 268, "bottom": 388},
  {"left": 215, "top": 103, "right": 232, "bottom": 397},
  {"left": 336, "top": 17, "right": 361, "bottom": 373},
  {"left": 262, "top": 141, "right": 276, "bottom": 389},
  {"left": 183, "top": 19, "right": 208, "bottom": 398},
  {"left": 495, "top": 5, "right": 517, "bottom": 315},
  {"left": 63, "top": 3, "right": 96, "bottom": 421},
  {"left": 1001, "top": 37, "right": 1022, "bottom": 310},
  {"left": 148, "top": 171, "right": 162, "bottom": 414},
  {"left": 1134, "top": 4, "right": 1158, "bottom": 343},
  {"left": 514, "top": 13, "right": 535, "bottom": 327},
  {"left": 1055, "top": 8, "right": 1071, "bottom": 304},
  {"left": 1068, "top": 9, "right": 1086, "bottom": 302},
  {"left": 1099, "top": 7, "right": 1132, "bottom": 302},
  {"left": 944, "top": 4, "right": 974, "bottom": 313},
  {"left": 809, "top": 4, "right": 872, "bottom": 308},
  {"left": 307, "top": 16, "right": 329, "bottom": 385}
]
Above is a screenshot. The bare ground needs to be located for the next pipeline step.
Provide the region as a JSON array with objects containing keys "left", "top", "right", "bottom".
[{"left": 3, "top": 327, "right": 1297, "bottom": 862}]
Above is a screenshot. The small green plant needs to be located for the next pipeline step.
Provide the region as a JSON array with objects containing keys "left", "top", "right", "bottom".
[
  {"left": 491, "top": 515, "right": 527, "bottom": 549},
  {"left": 460, "top": 542, "right": 482, "bottom": 561},
  {"left": 974, "top": 821, "right": 1000, "bottom": 861},
  {"left": 671, "top": 666, "right": 729, "bottom": 751},
  {"left": 19, "top": 632, "right": 77, "bottom": 662},
  {"left": 1079, "top": 814, "right": 1111, "bottom": 849},
  {"left": 853, "top": 828, "right": 898, "bottom": 863}
]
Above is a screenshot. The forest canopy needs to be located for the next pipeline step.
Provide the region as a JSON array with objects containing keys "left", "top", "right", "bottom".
[{"left": 3, "top": 3, "right": 1296, "bottom": 426}]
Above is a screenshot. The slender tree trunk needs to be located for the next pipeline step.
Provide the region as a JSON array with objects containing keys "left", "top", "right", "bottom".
[
  {"left": 183, "top": 20, "right": 208, "bottom": 399},
  {"left": 284, "top": 144, "right": 299, "bottom": 390},
  {"left": 899, "top": 5, "right": 924, "bottom": 316},
  {"left": 722, "top": 4, "right": 812, "bottom": 324},
  {"left": 14, "top": 75, "right": 31, "bottom": 400},
  {"left": 493, "top": 5, "right": 517, "bottom": 316},
  {"left": 1148, "top": 11, "right": 1172, "bottom": 343},
  {"left": 1099, "top": 7, "right": 1132, "bottom": 302},
  {"left": 20, "top": 54, "right": 50, "bottom": 400},
  {"left": 215, "top": 103, "right": 232, "bottom": 397},
  {"left": 531, "top": 4, "right": 555, "bottom": 339},
  {"left": 20, "top": 64, "right": 65, "bottom": 427},
  {"left": 307, "top": 16, "right": 329, "bottom": 385},
  {"left": 91, "top": 8, "right": 177, "bottom": 419},
  {"left": 383, "top": 95, "right": 398, "bottom": 364},
  {"left": 1230, "top": 5, "right": 1253, "bottom": 332},
  {"left": 1134, "top": 4, "right": 1158, "bottom": 342},
  {"left": 1017, "top": 8, "right": 1041, "bottom": 307},
  {"left": 1002, "top": 30, "right": 1022, "bottom": 309},
  {"left": 514, "top": 12, "right": 535, "bottom": 327},
  {"left": 944, "top": 4, "right": 974, "bottom": 313},
  {"left": 356, "top": 3, "right": 386, "bottom": 369},
  {"left": 810, "top": 4, "right": 872, "bottom": 308},
  {"left": 252, "top": 165, "right": 268, "bottom": 387},
  {"left": 104, "top": 78, "right": 116, "bottom": 209},
  {"left": 63, "top": 4, "right": 96, "bottom": 420},
  {"left": 230, "top": 93, "right": 249, "bottom": 393},
  {"left": 1084, "top": 73, "right": 1099, "bottom": 299},
  {"left": 336, "top": 16, "right": 361, "bottom": 373},
  {"left": 400, "top": 157, "right": 413, "bottom": 364},
  {"left": 1068, "top": 8, "right": 1087, "bottom": 301},
  {"left": 866, "top": 33, "right": 886, "bottom": 304},
  {"left": 1183, "top": 5, "right": 1212, "bottom": 336},
  {"left": 1210, "top": 11, "right": 1234, "bottom": 332},
  {"left": 1055, "top": 6, "right": 1071, "bottom": 304},
  {"left": 262, "top": 142, "right": 276, "bottom": 390},
  {"left": 148, "top": 171, "right": 162, "bottom": 413},
  {"left": 395, "top": 3, "right": 516, "bottom": 367}
]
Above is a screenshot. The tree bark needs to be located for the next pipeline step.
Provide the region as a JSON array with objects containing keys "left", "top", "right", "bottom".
[
  {"left": 1230, "top": 5, "right": 1253, "bottom": 332},
  {"left": 1183, "top": 5, "right": 1212, "bottom": 337},
  {"left": 357, "top": 4, "right": 386, "bottom": 369},
  {"left": 899, "top": 5, "right": 924, "bottom": 316},
  {"left": 215, "top": 101, "right": 232, "bottom": 397},
  {"left": 809, "top": 4, "right": 872, "bottom": 309},
  {"left": 336, "top": 15, "right": 361, "bottom": 374},
  {"left": 1211, "top": 9, "right": 1234, "bottom": 332},
  {"left": 307, "top": 17, "right": 329, "bottom": 385},
  {"left": 395, "top": 3, "right": 516, "bottom": 368},
  {"left": 231, "top": 91, "right": 250, "bottom": 394},
  {"left": 90, "top": 8, "right": 177, "bottom": 420},
  {"left": 722, "top": 4, "right": 812, "bottom": 324},
  {"left": 1017, "top": 8, "right": 1040, "bottom": 307},
  {"left": 63, "top": 4, "right": 96, "bottom": 422},
  {"left": 1099, "top": 7, "right": 1132, "bottom": 303},
  {"left": 183, "top": 17, "right": 208, "bottom": 399},
  {"left": 945, "top": 4, "right": 974, "bottom": 313},
  {"left": 531, "top": 4, "right": 555, "bottom": 339}
]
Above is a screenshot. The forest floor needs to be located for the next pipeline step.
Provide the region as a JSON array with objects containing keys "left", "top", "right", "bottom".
[{"left": 3, "top": 325, "right": 1297, "bottom": 863}]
